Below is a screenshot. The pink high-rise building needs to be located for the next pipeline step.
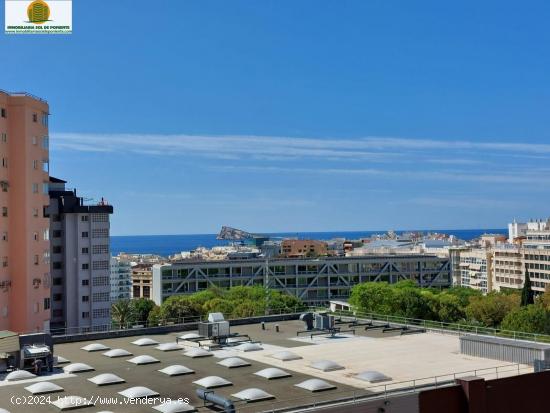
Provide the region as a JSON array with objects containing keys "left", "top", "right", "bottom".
[{"left": 0, "top": 90, "right": 51, "bottom": 333}]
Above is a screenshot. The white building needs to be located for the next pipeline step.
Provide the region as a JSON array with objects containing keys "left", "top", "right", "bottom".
[
  {"left": 110, "top": 257, "right": 132, "bottom": 302},
  {"left": 48, "top": 178, "right": 113, "bottom": 334}
]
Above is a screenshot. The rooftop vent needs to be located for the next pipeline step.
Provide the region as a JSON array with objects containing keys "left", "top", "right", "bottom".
[
  {"left": 153, "top": 400, "right": 197, "bottom": 413},
  {"left": 355, "top": 370, "right": 392, "bottom": 383},
  {"left": 231, "top": 388, "right": 275, "bottom": 402},
  {"left": 254, "top": 368, "right": 292, "bottom": 380},
  {"left": 87, "top": 373, "right": 125, "bottom": 386},
  {"left": 310, "top": 360, "right": 345, "bottom": 372},
  {"left": 4, "top": 370, "right": 36, "bottom": 381},
  {"left": 118, "top": 386, "right": 160, "bottom": 399},
  {"left": 193, "top": 376, "right": 232, "bottom": 389},
  {"left": 217, "top": 357, "right": 251, "bottom": 368},
  {"left": 270, "top": 351, "right": 302, "bottom": 361},
  {"left": 179, "top": 333, "right": 200, "bottom": 340},
  {"left": 155, "top": 342, "right": 180, "bottom": 352},
  {"left": 183, "top": 348, "right": 212, "bottom": 358},
  {"left": 208, "top": 312, "right": 225, "bottom": 322},
  {"left": 132, "top": 338, "right": 159, "bottom": 346},
  {"left": 51, "top": 396, "right": 94, "bottom": 410},
  {"left": 158, "top": 365, "right": 195, "bottom": 377},
  {"left": 81, "top": 343, "right": 110, "bottom": 352},
  {"left": 295, "top": 379, "right": 336, "bottom": 392},
  {"left": 103, "top": 348, "right": 133, "bottom": 358},
  {"left": 235, "top": 342, "right": 263, "bottom": 352},
  {"left": 63, "top": 363, "right": 94, "bottom": 373},
  {"left": 127, "top": 355, "right": 160, "bottom": 365},
  {"left": 24, "top": 381, "right": 64, "bottom": 394}
]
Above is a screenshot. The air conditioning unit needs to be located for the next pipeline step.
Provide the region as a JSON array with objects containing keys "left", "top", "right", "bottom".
[
  {"left": 199, "top": 313, "right": 230, "bottom": 338},
  {"left": 314, "top": 313, "right": 335, "bottom": 330}
]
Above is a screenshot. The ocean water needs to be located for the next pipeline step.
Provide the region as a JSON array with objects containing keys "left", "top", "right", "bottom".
[{"left": 110, "top": 229, "right": 506, "bottom": 257}]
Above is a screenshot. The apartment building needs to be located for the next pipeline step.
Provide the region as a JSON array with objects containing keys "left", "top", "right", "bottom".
[
  {"left": 0, "top": 91, "right": 51, "bottom": 333},
  {"left": 153, "top": 254, "right": 451, "bottom": 306},
  {"left": 131, "top": 263, "right": 153, "bottom": 299},
  {"left": 110, "top": 257, "right": 132, "bottom": 301},
  {"left": 458, "top": 248, "right": 492, "bottom": 293},
  {"left": 47, "top": 178, "right": 113, "bottom": 334},
  {"left": 492, "top": 246, "right": 523, "bottom": 291},
  {"left": 280, "top": 239, "right": 328, "bottom": 258}
]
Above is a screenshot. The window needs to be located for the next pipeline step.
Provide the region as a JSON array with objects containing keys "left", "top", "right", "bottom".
[
  {"left": 41, "top": 112, "right": 48, "bottom": 127},
  {"left": 43, "top": 250, "right": 50, "bottom": 264},
  {"left": 0, "top": 108, "right": 6, "bottom": 118},
  {"left": 53, "top": 294, "right": 62, "bottom": 301},
  {"left": 43, "top": 298, "right": 50, "bottom": 310},
  {"left": 42, "top": 182, "right": 48, "bottom": 194},
  {"left": 33, "top": 160, "right": 38, "bottom": 169},
  {"left": 92, "top": 213, "right": 109, "bottom": 222},
  {"left": 92, "top": 260, "right": 109, "bottom": 270},
  {"left": 1, "top": 158, "right": 7, "bottom": 168},
  {"left": 32, "top": 113, "right": 37, "bottom": 123},
  {"left": 32, "top": 136, "right": 37, "bottom": 145},
  {"left": 52, "top": 213, "right": 60, "bottom": 222},
  {"left": 82, "top": 231, "right": 89, "bottom": 238},
  {"left": 53, "top": 230, "right": 62, "bottom": 238},
  {"left": 2, "top": 207, "right": 7, "bottom": 217},
  {"left": 53, "top": 277, "right": 63, "bottom": 286},
  {"left": 33, "top": 232, "right": 38, "bottom": 241},
  {"left": 2, "top": 232, "right": 7, "bottom": 241},
  {"left": 92, "top": 228, "right": 109, "bottom": 238},
  {"left": 1, "top": 133, "right": 7, "bottom": 142},
  {"left": 53, "top": 309, "right": 63, "bottom": 317},
  {"left": 82, "top": 295, "right": 89, "bottom": 302},
  {"left": 92, "top": 245, "right": 109, "bottom": 254},
  {"left": 42, "top": 160, "right": 49, "bottom": 173},
  {"left": 82, "top": 263, "right": 89, "bottom": 270},
  {"left": 42, "top": 136, "right": 49, "bottom": 149},
  {"left": 92, "top": 308, "right": 110, "bottom": 319},
  {"left": 32, "top": 183, "right": 38, "bottom": 193},
  {"left": 52, "top": 262, "right": 63, "bottom": 270},
  {"left": 92, "top": 276, "right": 109, "bottom": 286},
  {"left": 81, "top": 215, "right": 89, "bottom": 222},
  {"left": 34, "top": 255, "right": 39, "bottom": 265},
  {"left": 52, "top": 246, "right": 62, "bottom": 254},
  {"left": 33, "top": 208, "right": 39, "bottom": 217},
  {"left": 0, "top": 181, "right": 7, "bottom": 192},
  {"left": 82, "top": 279, "right": 89, "bottom": 286},
  {"left": 92, "top": 292, "right": 110, "bottom": 302},
  {"left": 82, "top": 312, "right": 90, "bottom": 319},
  {"left": 2, "top": 257, "right": 7, "bottom": 267},
  {"left": 81, "top": 247, "right": 89, "bottom": 254},
  {"left": 43, "top": 229, "right": 49, "bottom": 241}
]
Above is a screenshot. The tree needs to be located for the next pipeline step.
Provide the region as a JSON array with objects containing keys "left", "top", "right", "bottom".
[
  {"left": 436, "top": 293, "right": 465, "bottom": 322},
  {"left": 445, "top": 286, "right": 483, "bottom": 308},
  {"left": 349, "top": 282, "right": 395, "bottom": 314},
  {"left": 131, "top": 298, "right": 157, "bottom": 323},
  {"left": 465, "top": 293, "right": 519, "bottom": 327},
  {"left": 390, "top": 286, "right": 432, "bottom": 319},
  {"left": 521, "top": 266, "right": 534, "bottom": 306},
  {"left": 160, "top": 296, "right": 202, "bottom": 320},
  {"left": 501, "top": 305, "right": 550, "bottom": 334},
  {"left": 111, "top": 299, "right": 136, "bottom": 328},
  {"left": 536, "top": 284, "right": 550, "bottom": 309}
]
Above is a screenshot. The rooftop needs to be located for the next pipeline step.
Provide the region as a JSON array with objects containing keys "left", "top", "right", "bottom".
[{"left": 0, "top": 318, "right": 533, "bottom": 413}]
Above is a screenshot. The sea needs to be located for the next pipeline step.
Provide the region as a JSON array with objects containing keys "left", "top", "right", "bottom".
[{"left": 110, "top": 229, "right": 507, "bottom": 257}]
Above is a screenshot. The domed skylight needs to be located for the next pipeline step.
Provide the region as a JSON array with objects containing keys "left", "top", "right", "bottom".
[
  {"left": 24, "top": 381, "right": 64, "bottom": 394},
  {"left": 355, "top": 370, "right": 392, "bottom": 383},
  {"left": 231, "top": 388, "right": 275, "bottom": 402},
  {"left": 131, "top": 338, "right": 159, "bottom": 346},
  {"left": 270, "top": 351, "right": 302, "bottom": 361},
  {"left": 310, "top": 360, "right": 345, "bottom": 372},
  {"left": 158, "top": 365, "right": 195, "bottom": 377},
  {"left": 127, "top": 355, "right": 160, "bottom": 365},
  {"left": 118, "top": 386, "right": 159, "bottom": 399},
  {"left": 51, "top": 396, "right": 94, "bottom": 410},
  {"left": 103, "top": 348, "right": 133, "bottom": 358},
  {"left": 235, "top": 343, "right": 263, "bottom": 352},
  {"left": 295, "top": 379, "right": 336, "bottom": 392},
  {"left": 254, "top": 368, "right": 292, "bottom": 380},
  {"left": 63, "top": 363, "right": 94, "bottom": 373},
  {"left": 87, "top": 373, "right": 125, "bottom": 386},
  {"left": 217, "top": 357, "right": 251, "bottom": 368},
  {"left": 183, "top": 348, "right": 212, "bottom": 358},
  {"left": 155, "top": 342, "right": 180, "bottom": 351},
  {"left": 81, "top": 343, "right": 109, "bottom": 352},
  {"left": 192, "top": 376, "right": 232, "bottom": 389},
  {"left": 4, "top": 370, "right": 36, "bottom": 381}
]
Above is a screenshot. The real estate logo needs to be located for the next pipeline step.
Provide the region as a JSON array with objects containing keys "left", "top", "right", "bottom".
[{"left": 5, "top": 0, "right": 71, "bottom": 34}]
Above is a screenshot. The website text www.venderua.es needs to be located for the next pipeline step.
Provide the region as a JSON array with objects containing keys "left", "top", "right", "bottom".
[{"left": 11, "top": 395, "right": 191, "bottom": 407}]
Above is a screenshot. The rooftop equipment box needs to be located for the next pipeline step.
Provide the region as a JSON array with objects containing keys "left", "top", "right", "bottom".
[{"left": 199, "top": 313, "right": 230, "bottom": 338}]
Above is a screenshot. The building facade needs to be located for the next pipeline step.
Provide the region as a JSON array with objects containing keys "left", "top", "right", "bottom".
[
  {"left": 48, "top": 178, "right": 113, "bottom": 333},
  {"left": 110, "top": 257, "right": 132, "bottom": 302},
  {"left": 458, "top": 249, "right": 493, "bottom": 293},
  {"left": 153, "top": 254, "right": 451, "bottom": 306},
  {"left": 280, "top": 239, "right": 328, "bottom": 258},
  {"left": 0, "top": 91, "right": 51, "bottom": 333},
  {"left": 131, "top": 264, "right": 152, "bottom": 299}
]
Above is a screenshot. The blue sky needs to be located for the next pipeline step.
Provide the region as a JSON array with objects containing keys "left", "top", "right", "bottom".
[{"left": 2, "top": 0, "right": 550, "bottom": 235}]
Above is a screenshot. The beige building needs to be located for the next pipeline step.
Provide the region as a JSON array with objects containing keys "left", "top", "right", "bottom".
[
  {"left": 0, "top": 91, "right": 51, "bottom": 333},
  {"left": 492, "top": 246, "right": 523, "bottom": 291},
  {"left": 281, "top": 239, "right": 328, "bottom": 258},
  {"left": 132, "top": 264, "right": 152, "bottom": 299}
]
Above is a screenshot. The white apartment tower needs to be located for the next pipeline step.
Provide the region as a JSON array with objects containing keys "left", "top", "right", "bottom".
[
  {"left": 48, "top": 177, "right": 114, "bottom": 334},
  {"left": 110, "top": 256, "right": 132, "bottom": 302}
]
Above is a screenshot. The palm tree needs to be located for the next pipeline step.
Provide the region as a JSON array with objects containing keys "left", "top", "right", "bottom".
[{"left": 111, "top": 299, "right": 136, "bottom": 328}]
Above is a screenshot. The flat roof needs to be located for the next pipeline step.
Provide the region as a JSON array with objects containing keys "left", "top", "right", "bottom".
[{"left": 0, "top": 319, "right": 532, "bottom": 413}]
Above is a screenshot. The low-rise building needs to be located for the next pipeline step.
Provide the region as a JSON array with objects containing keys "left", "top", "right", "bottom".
[
  {"left": 131, "top": 263, "right": 152, "bottom": 299},
  {"left": 153, "top": 254, "right": 451, "bottom": 306},
  {"left": 280, "top": 239, "right": 328, "bottom": 258}
]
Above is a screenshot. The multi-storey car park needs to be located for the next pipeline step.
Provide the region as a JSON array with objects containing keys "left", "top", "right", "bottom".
[{"left": 153, "top": 255, "right": 451, "bottom": 306}]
